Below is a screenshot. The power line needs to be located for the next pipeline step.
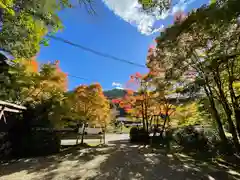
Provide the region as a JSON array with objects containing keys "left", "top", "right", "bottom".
[
  {"left": 67, "top": 74, "right": 94, "bottom": 81},
  {"left": 46, "top": 35, "right": 147, "bottom": 68}
]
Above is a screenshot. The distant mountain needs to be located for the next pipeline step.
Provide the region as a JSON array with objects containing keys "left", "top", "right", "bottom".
[
  {"left": 103, "top": 89, "right": 128, "bottom": 117},
  {"left": 103, "top": 89, "right": 126, "bottom": 99},
  {"left": 66, "top": 89, "right": 126, "bottom": 99}
]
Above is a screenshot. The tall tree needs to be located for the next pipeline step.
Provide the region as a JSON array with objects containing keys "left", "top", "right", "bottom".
[
  {"left": 147, "top": 0, "right": 240, "bottom": 148},
  {"left": 120, "top": 72, "right": 162, "bottom": 133}
]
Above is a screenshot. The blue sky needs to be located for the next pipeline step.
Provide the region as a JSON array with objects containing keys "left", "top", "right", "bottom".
[{"left": 37, "top": 0, "right": 209, "bottom": 91}]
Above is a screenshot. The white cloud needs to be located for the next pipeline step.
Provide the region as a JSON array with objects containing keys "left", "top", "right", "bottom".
[
  {"left": 112, "top": 82, "right": 124, "bottom": 89},
  {"left": 102, "top": 0, "right": 197, "bottom": 35},
  {"left": 151, "top": 24, "right": 164, "bottom": 34},
  {"left": 115, "top": 86, "right": 124, "bottom": 90},
  {"left": 171, "top": 0, "right": 197, "bottom": 15},
  {"left": 112, "top": 82, "right": 122, "bottom": 86},
  {"left": 103, "top": 0, "right": 165, "bottom": 35}
]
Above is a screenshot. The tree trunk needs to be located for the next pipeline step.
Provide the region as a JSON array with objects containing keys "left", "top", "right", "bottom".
[
  {"left": 227, "top": 52, "right": 240, "bottom": 140},
  {"left": 193, "top": 51, "right": 228, "bottom": 144},
  {"left": 149, "top": 116, "right": 153, "bottom": 129},
  {"left": 209, "top": 96, "right": 228, "bottom": 144},
  {"left": 81, "top": 123, "right": 86, "bottom": 144},
  {"left": 234, "top": 109, "right": 240, "bottom": 138},
  {"left": 227, "top": 71, "right": 240, "bottom": 138},
  {"left": 160, "top": 115, "right": 168, "bottom": 138},
  {"left": 144, "top": 96, "right": 149, "bottom": 133},
  {"left": 203, "top": 84, "right": 228, "bottom": 144},
  {"left": 213, "top": 74, "right": 240, "bottom": 149},
  {"left": 141, "top": 101, "right": 145, "bottom": 130},
  {"left": 76, "top": 123, "right": 80, "bottom": 145},
  {"left": 222, "top": 104, "right": 239, "bottom": 149},
  {"left": 76, "top": 135, "right": 79, "bottom": 145},
  {"left": 229, "top": 93, "right": 240, "bottom": 139},
  {"left": 103, "top": 124, "right": 106, "bottom": 144}
]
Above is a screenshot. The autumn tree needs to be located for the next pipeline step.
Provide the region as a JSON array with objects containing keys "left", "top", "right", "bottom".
[
  {"left": 72, "top": 83, "right": 110, "bottom": 144},
  {"left": 0, "top": 57, "right": 70, "bottom": 128},
  {"left": 121, "top": 72, "right": 173, "bottom": 132},
  {"left": 147, "top": 0, "right": 240, "bottom": 149},
  {"left": 120, "top": 73, "right": 148, "bottom": 132}
]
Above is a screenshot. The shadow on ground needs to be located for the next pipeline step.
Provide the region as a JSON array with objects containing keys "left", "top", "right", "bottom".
[
  {"left": 1, "top": 139, "right": 240, "bottom": 180},
  {"left": 86, "top": 140, "right": 240, "bottom": 180},
  {"left": 0, "top": 144, "right": 114, "bottom": 180}
]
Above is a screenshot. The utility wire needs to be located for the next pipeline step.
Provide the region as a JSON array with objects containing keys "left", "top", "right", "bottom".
[
  {"left": 47, "top": 35, "right": 147, "bottom": 68},
  {"left": 67, "top": 74, "right": 94, "bottom": 82}
]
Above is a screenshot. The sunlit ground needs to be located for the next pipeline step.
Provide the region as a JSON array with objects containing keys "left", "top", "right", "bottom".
[{"left": 1, "top": 136, "right": 240, "bottom": 180}]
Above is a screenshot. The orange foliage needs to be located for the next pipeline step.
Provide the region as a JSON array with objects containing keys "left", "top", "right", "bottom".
[
  {"left": 55, "top": 60, "right": 60, "bottom": 72},
  {"left": 93, "top": 83, "right": 102, "bottom": 92},
  {"left": 126, "top": 89, "right": 134, "bottom": 95},
  {"left": 30, "top": 59, "right": 38, "bottom": 72},
  {"left": 126, "top": 72, "right": 144, "bottom": 90},
  {"left": 75, "top": 85, "right": 87, "bottom": 91},
  {"left": 63, "top": 72, "right": 68, "bottom": 77},
  {"left": 52, "top": 60, "right": 68, "bottom": 91},
  {"left": 23, "top": 57, "right": 39, "bottom": 73},
  {"left": 148, "top": 45, "right": 155, "bottom": 51},
  {"left": 63, "top": 73, "right": 68, "bottom": 91},
  {"left": 94, "top": 82, "right": 101, "bottom": 87},
  {"left": 149, "top": 70, "right": 157, "bottom": 76},
  {"left": 135, "top": 72, "right": 142, "bottom": 78},
  {"left": 123, "top": 104, "right": 131, "bottom": 109},
  {"left": 89, "top": 83, "right": 102, "bottom": 91},
  {"left": 112, "top": 99, "right": 121, "bottom": 104},
  {"left": 125, "top": 108, "right": 131, "bottom": 113}
]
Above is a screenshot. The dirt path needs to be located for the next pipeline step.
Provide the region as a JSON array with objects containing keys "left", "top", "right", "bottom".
[{"left": 0, "top": 138, "right": 240, "bottom": 180}]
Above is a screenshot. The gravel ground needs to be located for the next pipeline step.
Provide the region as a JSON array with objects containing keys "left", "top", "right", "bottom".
[{"left": 1, "top": 134, "right": 240, "bottom": 180}]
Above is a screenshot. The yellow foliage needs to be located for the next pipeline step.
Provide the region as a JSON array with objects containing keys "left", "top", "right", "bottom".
[
  {"left": 73, "top": 84, "right": 111, "bottom": 127},
  {"left": 174, "top": 102, "right": 203, "bottom": 126}
]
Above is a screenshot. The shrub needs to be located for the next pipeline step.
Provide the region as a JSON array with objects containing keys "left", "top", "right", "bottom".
[
  {"left": 151, "top": 135, "right": 163, "bottom": 145},
  {"left": 151, "top": 129, "right": 174, "bottom": 148},
  {"left": 0, "top": 133, "right": 12, "bottom": 160},
  {"left": 138, "top": 128, "right": 149, "bottom": 143},
  {"left": 173, "top": 125, "right": 209, "bottom": 152},
  {"left": 129, "top": 127, "right": 149, "bottom": 143},
  {"left": 9, "top": 128, "right": 61, "bottom": 158},
  {"left": 129, "top": 127, "right": 139, "bottom": 142},
  {"left": 6, "top": 114, "right": 61, "bottom": 158},
  {"left": 28, "top": 130, "right": 61, "bottom": 156},
  {"left": 0, "top": 111, "right": 61, "bottom": 160}
]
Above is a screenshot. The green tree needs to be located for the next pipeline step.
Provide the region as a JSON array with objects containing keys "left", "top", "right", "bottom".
[
  {"left": 0, "top": 0, "right": 94, "bottom": 58},
  {"left": 147, "top": 0, "right": 240, "bottom": 149},
  {"left": 138, "top": 0, "right": 170, "bottom": 15}
]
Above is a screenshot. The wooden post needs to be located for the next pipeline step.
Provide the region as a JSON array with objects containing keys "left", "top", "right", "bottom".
[
  {"left": 0, "top": 106, "right": 5, "bottom": 121},
  {"left": 0, "top": 100, "right": 26, "bottom": 123}
]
